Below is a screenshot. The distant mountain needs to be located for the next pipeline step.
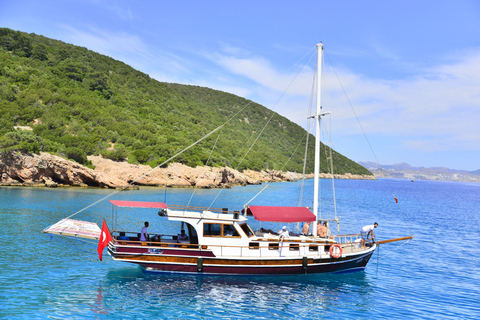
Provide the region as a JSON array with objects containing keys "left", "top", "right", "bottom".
[
  {"left": 359, "top": 162, "right": 480, "bottom": 182},
  {"left": 471, "top": 169, "right": 480, "bottom": 175}
]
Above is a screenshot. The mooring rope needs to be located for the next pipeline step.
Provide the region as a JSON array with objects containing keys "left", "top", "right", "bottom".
[{"left": 376, "top": 238, "right": 413, "bottom": 261}]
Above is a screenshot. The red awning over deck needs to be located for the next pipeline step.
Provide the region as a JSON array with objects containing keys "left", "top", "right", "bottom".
[
  {"left": 245, "top": 205, "right": 315, "bottom": 222},
  {"left": 109, "top": 200, "right": 168, "bottom": 209}
]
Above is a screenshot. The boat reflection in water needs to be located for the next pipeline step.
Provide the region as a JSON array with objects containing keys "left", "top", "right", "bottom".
[{"left": 99, "top": 266, "right": 374, "bottom": 318}]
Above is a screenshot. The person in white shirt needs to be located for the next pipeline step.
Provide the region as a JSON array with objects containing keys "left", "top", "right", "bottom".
[
  {"left": 140, "top": 221, "right": 149, "bottom": 242},
  {"left": 360, "top": 222, "right": 378, "bottom": 248},
  {"left": 177, "top": 229, "right": 188, "bottom": 243},
  {"left": 278, "top": 226, "right": 289, "bottom": 241}
]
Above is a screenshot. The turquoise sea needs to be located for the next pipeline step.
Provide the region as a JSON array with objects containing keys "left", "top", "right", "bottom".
[{"left": 0, "top": 178, "right": 479, "bottom": 319}]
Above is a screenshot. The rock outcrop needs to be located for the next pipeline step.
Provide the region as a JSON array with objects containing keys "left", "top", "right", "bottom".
[
  {"left": 0, "top": 152, "right": 111, "bottom": 188},
  {"left": 0, "top": 152, "right": 375, "bottom": 189}
]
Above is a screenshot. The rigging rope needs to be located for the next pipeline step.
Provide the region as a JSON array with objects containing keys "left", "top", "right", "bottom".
[
  {"left": 187, "top": 129, "right": 222, "bottom": 207},
  {"left": 325, "top": 51, "right": 414, "bottom": 237},
  {"left": 63, "top": 124, "right": 225, "bottom": 220},
  {"left": 62, "top": 95, "right": 260, "bottom": 221},
  {"left": 61, "top": 69, "right": 284, "bottom": 220}
]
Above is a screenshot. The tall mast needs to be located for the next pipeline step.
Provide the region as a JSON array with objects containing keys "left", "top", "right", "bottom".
[{"left": 312, "top": 43, "right": 330, "bottom": 237}]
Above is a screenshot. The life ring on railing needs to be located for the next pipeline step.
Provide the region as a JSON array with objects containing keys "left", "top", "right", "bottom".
[{"left": 329, "top": 244, "right": 343, "bottom": 259}]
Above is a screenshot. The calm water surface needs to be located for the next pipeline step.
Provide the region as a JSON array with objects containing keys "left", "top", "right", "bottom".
[{"left": 0, "top": 179, "right": 479, "bottom": 319}]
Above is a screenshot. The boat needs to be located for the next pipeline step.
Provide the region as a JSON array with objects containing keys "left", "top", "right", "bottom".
[
  {"left": 44, "top": 43, "right": 412, "bottom": 275},
  {"left": 104, "top": 201, "right": 375, "bottom": 275}
]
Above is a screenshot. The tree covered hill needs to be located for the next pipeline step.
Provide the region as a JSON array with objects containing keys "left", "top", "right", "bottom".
[{"left": 0, "top": 28, "right": 371, "bottom": 176}]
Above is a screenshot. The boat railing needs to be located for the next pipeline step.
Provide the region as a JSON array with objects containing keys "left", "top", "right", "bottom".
[
  {"left": 112, "top": 231, "right": 184, "bottom": 243},
  {"left": 334, "top": 234, "right": 362, "bottom": 244},
  {"left": 113, "top": 238, "right": 207, "bottom": 250},
  {"left": 112, "top": 233, "right": 369, "bottom": 257}
]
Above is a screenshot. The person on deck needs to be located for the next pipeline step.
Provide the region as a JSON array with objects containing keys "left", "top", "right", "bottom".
[
  {"left": 118, "top": 232, "right": 129, "bottom": 240},
  {"left": 177, "top": 229, "right": 188, "bottom": 243},
  {"left": 360, "top": 222, "right": 378, "bottom": 248},
  {"left": 302, "top": 222, "right": 311, "bottom": 236},
  {"left": 140, "top": 221, "right": 149, "bottom": 241},
  {"left": 317, "top": 220, "right": 327, "bottom": 238},
  {"left": 278, "top": 226, "right": 289, "bottom": 241}
]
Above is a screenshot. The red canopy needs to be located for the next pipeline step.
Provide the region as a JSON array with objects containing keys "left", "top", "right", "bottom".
[
  {"left": 109, "top": 200, "right": 168, "bottom": 209},
  {"left": 245, "top": 205, "right": 315, "bottom": 222}
]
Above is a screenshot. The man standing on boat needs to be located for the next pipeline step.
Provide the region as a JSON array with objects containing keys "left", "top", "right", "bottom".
[
  {"left": 278, "top": 226, "right": 289, "bottom": 257},
  {"left": 360, "top": 223, "right": 378, "bottom": 248},
  {"left": 140, "top": 221, "right": 149, "bottom": 242}
]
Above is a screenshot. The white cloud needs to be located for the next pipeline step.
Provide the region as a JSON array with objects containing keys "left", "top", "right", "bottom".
[{"left": 205, "top": 45, "right": 480, "bottom": 159}]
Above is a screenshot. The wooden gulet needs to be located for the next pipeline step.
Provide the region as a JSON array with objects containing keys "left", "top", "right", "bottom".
[{"left": 107, "top": 201, "right": 377, "bottom": 275}]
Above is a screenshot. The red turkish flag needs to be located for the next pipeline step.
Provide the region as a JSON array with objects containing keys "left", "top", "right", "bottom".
[{"left": 97, "top": 219, "right": 112, "bottom": 261}]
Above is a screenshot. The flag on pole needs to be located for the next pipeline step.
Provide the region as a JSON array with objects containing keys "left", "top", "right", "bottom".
[{"left": 97, "top": 219, "right": 112, "bottom": 261}]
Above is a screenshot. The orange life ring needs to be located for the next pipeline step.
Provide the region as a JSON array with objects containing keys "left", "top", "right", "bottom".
[{"left": 329, "top": 244, "right": 342, "bottom": 258}]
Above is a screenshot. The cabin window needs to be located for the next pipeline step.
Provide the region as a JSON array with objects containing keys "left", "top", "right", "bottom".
[
  {"left": 269, "top": 243, "right": 279, "bottom": 250},
  {"left": 289, "top": 243, "right": 300, "bottom": 251},
  {"left": 240, "top": 223, "right": 254, "bottom": 237},
  {"left": 309, "top": 244, "right": 319, "bottom": 252},
  {"left": 203, "top": 223, "right": 241, "bottom": 237},
  {"left": 223, "top": 224, "right": 240, "bottom": 237},
  {"left": 249, "top": 242, "right": 260, "bottom": 249},
  {"left": 204, "top": 223, "right": 222, "bottom": 236}
]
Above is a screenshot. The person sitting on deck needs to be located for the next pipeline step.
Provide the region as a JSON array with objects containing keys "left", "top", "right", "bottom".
[
  {"left": 118, "top": 232, "right": 129, "bottom": 240},
  {"left": 302, "top": 222, "right": 311, "bottom": 236},
  {"left": 278, "top": 226, "right": 289, "bottom": 242},
  {"left": 317, "top": 220, "right": 327, "bottom": 238},
  {"left": 140, "top": 221, "right": 149, "bottom": 242},
  {"left": 360, "top": 222, "right": 378, "bottom": 248},
  {"left": 177, "top": 229, "right": 188, "bottom": 243}
]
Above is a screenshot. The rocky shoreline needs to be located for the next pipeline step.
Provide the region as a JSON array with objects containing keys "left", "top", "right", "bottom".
[{"left": 0, "top": 152, "right": 375, "bottom": 189}]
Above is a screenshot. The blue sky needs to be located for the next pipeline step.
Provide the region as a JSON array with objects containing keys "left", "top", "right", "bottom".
[{"left": 1, "top": 0, "right": 480, "bottom": 171}]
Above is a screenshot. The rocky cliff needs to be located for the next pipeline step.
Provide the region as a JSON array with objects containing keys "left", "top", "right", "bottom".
[{"left": 0, "top": 152, "right": 375, "bottom": 189}]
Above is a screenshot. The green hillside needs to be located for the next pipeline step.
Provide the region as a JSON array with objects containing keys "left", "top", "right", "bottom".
[{"left": 0, "top": 28, "right": 372, "bottom": 176}]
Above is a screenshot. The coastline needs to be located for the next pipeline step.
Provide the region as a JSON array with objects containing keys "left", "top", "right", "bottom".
[{"left": 0, "top": 152, "right": 376, "bottom": 189}]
